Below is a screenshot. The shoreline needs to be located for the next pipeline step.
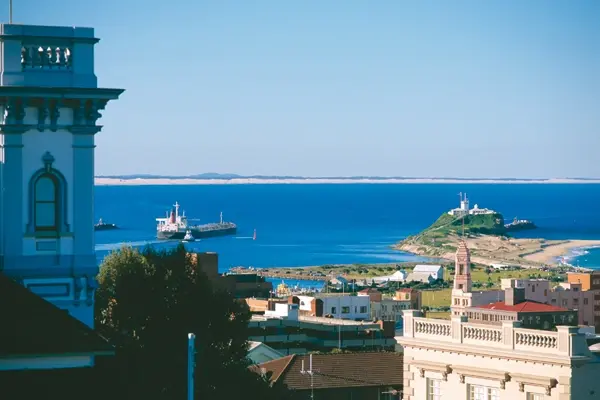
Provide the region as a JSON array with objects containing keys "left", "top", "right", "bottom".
[
  {"left": 396, "top": 235, "right": 600, "bottom": 270},
  {"left": 94, "top": 177, "right": 600, "bottom": 186}
]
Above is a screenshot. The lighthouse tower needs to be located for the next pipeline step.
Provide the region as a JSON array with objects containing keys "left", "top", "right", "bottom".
[{"left": 0, "top": 24, "right": 124, "bottom": 327}]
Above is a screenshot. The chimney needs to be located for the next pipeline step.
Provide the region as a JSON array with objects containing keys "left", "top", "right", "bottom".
[{"left": 505, "top": 287, "right": 525, "bottom": 306}]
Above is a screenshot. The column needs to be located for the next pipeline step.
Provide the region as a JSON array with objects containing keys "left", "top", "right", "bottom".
[
  {"left": 70, "top": 126, "right": 98, "bottom": 276},
  {"left": 1, "top": 128, "right": 25, "bottom": 271}
]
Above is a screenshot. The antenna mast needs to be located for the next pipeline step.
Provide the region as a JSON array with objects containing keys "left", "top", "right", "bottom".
[{"left": 9, "top": 0, "right": 12, "bottom": 24}]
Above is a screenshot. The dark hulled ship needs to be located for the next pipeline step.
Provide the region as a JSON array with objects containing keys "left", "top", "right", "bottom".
[{"left": 156, "top": 202, "right": 237, "bottom": 240}]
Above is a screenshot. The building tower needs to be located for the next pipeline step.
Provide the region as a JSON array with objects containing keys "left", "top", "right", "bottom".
[
  {"left": 454, "top": 240, "right": 472, "bottom": 292},
  {"left": 451, "top": 240, "right": 472, "bottom": 316},
  {"left": 0, "top": 24, "right": 124, "bottom": 327}
]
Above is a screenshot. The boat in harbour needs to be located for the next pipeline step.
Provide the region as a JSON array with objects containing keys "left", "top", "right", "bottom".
[
  {"left": 182, "top": 230, "right": 196, "bottom": 242},
  {"left": 504, "top": 217, "right": 536, "bottom": 232},
  {"left": 94, "top": 218, "right": 118, "bottom": 231},
  {"left": 156, "top": 202, "right": 237, "bottom": 240}
]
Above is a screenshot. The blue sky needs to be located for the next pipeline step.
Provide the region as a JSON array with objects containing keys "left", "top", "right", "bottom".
[{"left": 7, "top": 1, "right": 600, "bottom": 178}]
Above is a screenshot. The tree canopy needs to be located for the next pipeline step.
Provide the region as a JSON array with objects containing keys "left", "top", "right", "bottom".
[{"left": 95, "top": 244, "right": 291, "bottom": 400}]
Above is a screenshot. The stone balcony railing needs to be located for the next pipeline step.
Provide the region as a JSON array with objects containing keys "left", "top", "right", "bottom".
[{"left": 402, "top": 310, "right": 592, "bottom": 358}]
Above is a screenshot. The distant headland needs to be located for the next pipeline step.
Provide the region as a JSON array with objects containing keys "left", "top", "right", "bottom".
[
  {"left": 396, "top": 193, "right": 600, "bottom": 268},
  {"left": 94, "top": 173, "right": 600, "bottom": 186}
]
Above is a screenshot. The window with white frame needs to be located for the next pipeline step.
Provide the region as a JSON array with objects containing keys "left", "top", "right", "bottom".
[
  {"left": 427, "top": 378, "right": 442, "bottom": 400},
  {"left": 527, "top": 393, "right": 545, "bottom": 400},
  {"left": 469, "top": 385, "right": 499, "bottom": 400}
]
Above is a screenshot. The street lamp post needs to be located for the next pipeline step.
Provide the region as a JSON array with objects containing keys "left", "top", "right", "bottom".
[{"left": 188, "top": 333, "right": 196, "bottom": 400}]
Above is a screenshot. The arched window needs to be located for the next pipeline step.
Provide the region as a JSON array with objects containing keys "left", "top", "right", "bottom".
[
  {"left": 27, "top": 152, "right": 69, "bottom": 235},
  {"left": 34, "top": 173, "right": 59, "bottom": 232}
]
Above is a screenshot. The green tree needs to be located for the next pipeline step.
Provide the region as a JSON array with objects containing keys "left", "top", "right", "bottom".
[{"left": 95, "top": 244, "right": 291, "bottom": 400}]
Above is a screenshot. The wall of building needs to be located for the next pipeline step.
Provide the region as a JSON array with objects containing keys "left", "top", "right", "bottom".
[
  {"left": 501, "top": 278, "right": 550, "bottom": 303},
  {"left": 321, "top": 295, "right": 370, "bottom": 320}
]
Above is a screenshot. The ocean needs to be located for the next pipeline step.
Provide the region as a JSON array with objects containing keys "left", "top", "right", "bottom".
[{"left": 94, "top": 184, "right": 600, "bottom": 275}]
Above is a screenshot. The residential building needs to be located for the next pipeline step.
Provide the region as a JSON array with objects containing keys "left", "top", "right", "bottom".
[
  {"left": 358, "top": 287, "right": 383, "bottom": 302},
  {"left": 0, "top": 23, "right": 124, "bottom": 329},
  {"left": 502, "top": 278, "right": 597, "bottom": 328},
  {"left": 394, "top": 288, "right": 422, "bottom": 309},
  {"left": 372, "top": 270, "right": 409, "bottom": 284},
  {"left": 253, "top": 352, "right": 403, "bottom": 400},
  {"left": 405, "top": 272, "right": 435, "bottom": 284},
  {"left": 451, "top": 241, "right": 504, "bottom": 316},
  {"left": 247, "top": 341, "right": 285, "bottom": 365},
  {"left": 501, "top": 278, "right": 550, "bottom": 303},
  {"left": 466, "top": 287, "right": 577, "bottom": 330},
  {"left": 370, "top": 290, "right": 422, "bottom": 322},
  {"left": 189, "top": 252, "right": 273, "bottom": 297},
  {"left": 398, "top": 310, "right": 600, "bottom": 400},
  {"left": 330, "top": 276, "right": 349, "bottom": 289},
  {"left": 567, "top": 271, "right": 600, "bottom": 291},
  {"left": 247, "top": 304, "right": 396, "bottom": 354},
  {"left": 292, "top": 293, "right": 371, "bottom": 320},
  {"left": 414, "top": 265, "right": 444, "bottom": 281}
]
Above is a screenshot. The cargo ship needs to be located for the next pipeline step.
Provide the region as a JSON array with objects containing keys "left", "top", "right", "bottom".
[
  {"left": 156, "top": 202, "right": 237, "bottom": 240},
  {"left": 504, "top": 217, "right": 536, "bottom": 232},
  {"left": 94, "top": 218, "right": 118, "bottom": 231}
]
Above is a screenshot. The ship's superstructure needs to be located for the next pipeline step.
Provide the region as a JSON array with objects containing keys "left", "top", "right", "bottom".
[{"left": 156, "top": 202, "right": 237, "bottom": 240}]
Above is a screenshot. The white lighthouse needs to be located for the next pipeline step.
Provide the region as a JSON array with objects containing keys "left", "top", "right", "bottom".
[{"left": 0, "top": 24, "right": 124, "bottom": 327}]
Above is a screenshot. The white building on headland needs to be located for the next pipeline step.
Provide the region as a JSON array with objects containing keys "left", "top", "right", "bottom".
[
  {"left": 398, "top": 310, "right": 600, "bottom": 400},
  {"left": 448, "top": 192, "right": 495, "bottom": 217}
]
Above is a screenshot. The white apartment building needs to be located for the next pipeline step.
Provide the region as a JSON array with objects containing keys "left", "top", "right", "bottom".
[
  {"left": 295, "top": 293, "right": 371, "bottom": 320},
  {"left": 398, "top": 310, "right": 600, "bottom": 400}
]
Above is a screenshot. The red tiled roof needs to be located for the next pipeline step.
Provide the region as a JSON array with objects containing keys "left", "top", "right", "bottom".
[
  {"left": 254, "top": 352, "right": 403, "bottom": 390},
  {"left": 474, "top": 301, "right": 568, "bottom": 313},
  {"left": 0, "top": 274, "right": 114, "bottom": 357},
  {"left": 396, "top": 288, "right": 416, "bottom": 293}
]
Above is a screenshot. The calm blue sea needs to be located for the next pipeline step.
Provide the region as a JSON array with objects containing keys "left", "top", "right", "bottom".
[{"left": 94, "top": 184, "right": 600, "bottom": 275}]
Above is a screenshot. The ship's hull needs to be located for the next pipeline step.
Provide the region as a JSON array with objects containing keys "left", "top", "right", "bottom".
[
  {"left": 157, "top": 226, "right": 237, "bottom": 240},
  {"left": 95, "top": 224, "right": 118, "bottom": 231},
  {"left": 505, "top": 223, "right": 536, "bottom": 232}
]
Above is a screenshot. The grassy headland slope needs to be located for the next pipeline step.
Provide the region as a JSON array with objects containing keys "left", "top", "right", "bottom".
[{"left": 395, "top": 212, "right": 595, "bottom": 267}]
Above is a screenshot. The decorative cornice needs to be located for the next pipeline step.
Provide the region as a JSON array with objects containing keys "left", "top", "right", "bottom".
[
  {"left": 412, "top": 361, "right": 452, "bottom": 381},
  {"left": 511, "top": 373, "right": 558, "bottom": 395},
  {"left": 397, "top": 338, "right": 586, "bottom": 367},
  {"left": 0, "top": 87, "right": 125, "bottom": 100},
  {"left": 37, "top": 99, "right": 49, "bottom": 132},
  {"left": 451, "top": 366, "right": 511, "bottom": 389},
  {"left": 68, "top": 125, "right": 102, "bottom": 135},
  {"left": 0, "top": 124, "right": 32, "bottom": 134}
]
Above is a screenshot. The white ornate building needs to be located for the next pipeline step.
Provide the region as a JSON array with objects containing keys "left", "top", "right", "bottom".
[
  {"left": 0, "top": 24, "right": 123, "bottom": 328},
  {"left": 398, "top": 310, "right": 600, "bottom": 400}
]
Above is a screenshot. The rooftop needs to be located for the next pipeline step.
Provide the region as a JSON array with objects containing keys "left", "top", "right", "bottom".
[
  {"left": 253, "top": 352, "right": 403, "bottom": 390},
  {"left": 474, "top": 300, "right": 568, "bottom": 313},
  {"left": 0, "top": 274, "right": 113, "bottom": 358},
  {"left": 250, "top": 314, "right": 377, "bottom": 326}
]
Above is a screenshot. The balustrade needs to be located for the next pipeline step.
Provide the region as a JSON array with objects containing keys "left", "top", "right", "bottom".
[
  {"left": 414, "top": 318, "right": 451, "bottom": 336},
  {"left": 515, "top": 330, "right": 558, "bottom": 349},
  {"left": 21, "top": 45, "right": 72, "bottom": 69},
  {"left": 463, "top": 325, "right": 502, "bottom": 343}
]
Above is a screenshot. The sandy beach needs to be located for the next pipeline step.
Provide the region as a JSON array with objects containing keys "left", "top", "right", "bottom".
[
  {"left": 397, "top": 235, "right": 600, "bottom": 268},
  {"left": 94, "top": 177, "right": 600, "bottom": 186},
  {"left": 523, "top": 240, "right": 600, "bottom": 265}
]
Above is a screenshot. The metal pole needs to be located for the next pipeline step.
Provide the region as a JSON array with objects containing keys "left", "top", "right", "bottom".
[
  {"left": 188, "top": 333, "right": 196, "bottom": 400},
  {"left": 9, "top": 0, "right": 12, "bottom": 23}
]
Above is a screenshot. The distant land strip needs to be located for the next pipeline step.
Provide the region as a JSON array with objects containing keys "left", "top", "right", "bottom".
[{"left": 94, "top": 174, "right": 600, "bottom": 185}]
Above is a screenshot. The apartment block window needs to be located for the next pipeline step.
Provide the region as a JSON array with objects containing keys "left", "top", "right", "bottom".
[
  {"left": 469, "top": 385, "right": 499, "bottom": 400},
  {"left": 341, "top": 306, "right": 350, "bottom": 314},
  {"left": 573, "top": 299, "right": 579, "bottom": 306},
  {"left": 527, "top": 393, "right": 545, "bottom": 400},
  {"left": 360, "top": 306, "right": 367, "bottom": 313},
  {"left": 562, "top": 299, "right": 568, "bottom": 306},
  {"left": 427, "top": 378, "right": 442, "bottom": 400},
  {"left": 584, "top": 298, "right": 589, "bottom": 305},
  {"left": 331, "top": 307, "right": 337, "bottom": 314}
]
